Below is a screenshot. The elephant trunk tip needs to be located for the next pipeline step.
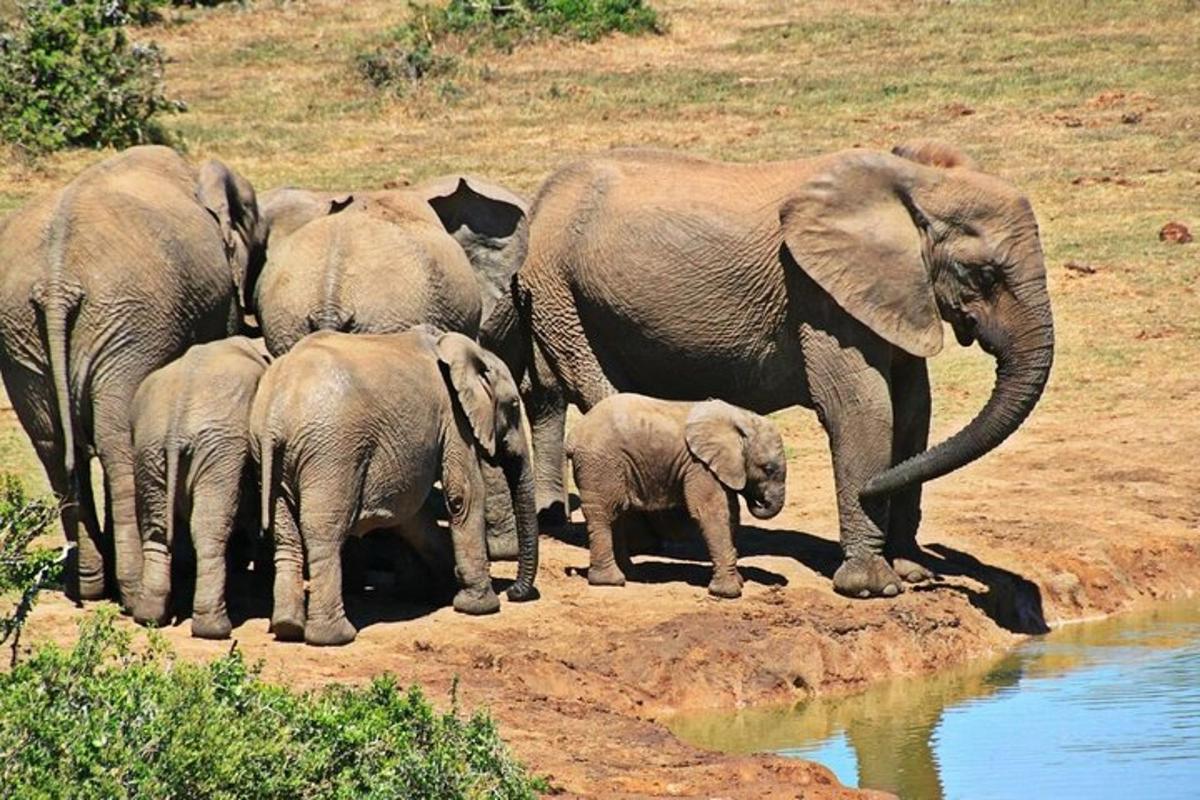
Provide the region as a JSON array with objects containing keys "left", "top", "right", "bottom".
[{"left": 506, "top": 583, "right": 540, "bottom": 602}]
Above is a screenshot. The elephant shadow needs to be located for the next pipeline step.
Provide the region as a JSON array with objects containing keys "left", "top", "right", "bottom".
[{"left": 547, "top": 505, "right": 1046, "bottom": 635}]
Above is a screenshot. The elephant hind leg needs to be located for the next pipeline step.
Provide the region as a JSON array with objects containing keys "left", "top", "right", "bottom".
[
  {"left": 298, "top": 499, "right": 358, "bottom": 646},
  {"left": 887, "top": 353, "right": 934, "bottom": 584},
  {"left": 32, "top": 436, "right": 105, "bottom": 602},
  {"left": 132, "top": 448, "right": 172, "bottom": 627},
  {"left": 269, "top": 492, "right": 305, "bottom": 641},
  {"left": 92, "top": 392, "right": 141, "bottom": 609},
  {"left": 188, "top": 472, "right": 241, "bottom": 640}
]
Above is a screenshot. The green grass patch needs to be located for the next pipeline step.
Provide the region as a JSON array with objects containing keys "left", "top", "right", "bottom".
[
  {"left": 0, "top": 607, "right": 546, "bottom": 798},
  {"left": 358, "top": 0, "right": 663, "bottom": 95}
]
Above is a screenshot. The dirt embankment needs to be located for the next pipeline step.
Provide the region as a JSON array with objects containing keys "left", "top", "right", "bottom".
[{"left": 20, "top": 395, "right": 1200, "bottom": 799}]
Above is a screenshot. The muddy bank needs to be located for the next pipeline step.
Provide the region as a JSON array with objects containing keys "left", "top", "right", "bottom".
[{"left": 19, "top": 408, "right": 1200, "bottom": 798}]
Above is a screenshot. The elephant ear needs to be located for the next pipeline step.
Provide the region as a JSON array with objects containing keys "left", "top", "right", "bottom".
[
  {"left": 892, "top": 139, "right": 978, "bottom": 171},
  {"left": 685, "top": 400, "right": 748, "bottom": 491},
  {"left": 780, "top": 151, "right": 943, "bottom": 358},
  {"left": 196, "top": 159, "right": 262, "bottom": 302},
  {"left": 418, "top": 176, "right": 529, "bottom": 319},
  {"left": 436, "top": 332, "right": 497, "bottom": 458},
  {"left": 259, "top": 188, "right": 354, "bottom": 245}
]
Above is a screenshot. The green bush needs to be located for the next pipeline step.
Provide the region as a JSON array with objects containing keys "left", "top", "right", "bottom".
[
  {"left": 359, "top": 0, "right": 663, "bottom": 94},
  {"left": 0, "top": 474, "right": 64, "bottom": 664},
  {"left": 0, "top": 0, "right": 185, "bottom": 154},
  {"left": 0, "top": 609, "right": 546, "bottom": 798}
]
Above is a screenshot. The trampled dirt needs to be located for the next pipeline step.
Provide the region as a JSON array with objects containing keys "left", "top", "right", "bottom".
[{"left": 19, "top": 375, "right": 1200, "bottom": 798}]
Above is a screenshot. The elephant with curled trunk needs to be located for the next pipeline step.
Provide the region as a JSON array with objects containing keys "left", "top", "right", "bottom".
[
  {"left": 250, "top": 328, "right": 538, "bottom": 646},
  {"left": 130, "top": 336, "right": 269, "bottom": 639},
  {"left": 507, "top": 140, "right": 1054, "bottom": 598},
  {"left": 0, "top": 146, "right": 263, "bottom": 604}
]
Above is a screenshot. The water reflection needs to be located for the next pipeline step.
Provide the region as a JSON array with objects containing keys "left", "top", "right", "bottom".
[{"left": 668, "top": 600, "right": 1200, "bottom": 800}]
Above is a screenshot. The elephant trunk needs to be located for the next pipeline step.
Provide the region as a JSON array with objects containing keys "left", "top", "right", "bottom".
[
  {"left": 862, "top": 288, "right": 1054, "bottom": 499},
  {"left": 503, "top": 448, "right": 540, "bottom": 602}
]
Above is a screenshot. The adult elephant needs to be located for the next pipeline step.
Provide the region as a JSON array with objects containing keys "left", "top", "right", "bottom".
[
  {"left": 511, "top": 141, "right": 1055, "bottom": 598},
  {"left": 0, "top": 146, "right": 262, "bottom": 604},
  {"left": 254, "top": 175, "right": 527, "bottom": 354},
  {"left": 254, "top": 177, "right": 528, "bottom": 559}
]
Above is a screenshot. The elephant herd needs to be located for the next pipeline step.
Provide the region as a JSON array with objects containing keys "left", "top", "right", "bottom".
[{"left": 0, "top": 138, "right": 1054, "bottom": 646}]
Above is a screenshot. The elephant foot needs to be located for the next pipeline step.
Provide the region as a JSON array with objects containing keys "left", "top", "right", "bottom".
[
  {"left": 270, "top": 612, "right": 306, "bottom": 642},
  {"left": 77, "top": 575, "right": 107, "bottom": 602},
  {"left": 893, "top": 557, "right": 935, "bottom": 584},
  {"left": 117, "top": 581, "right": 141, "bottom": 614},
  {"left": 305, "top": 616, "right": 358, "bottom": 647},
  {"left": 707, "top": 571, "right": 744, "bottom": 599},
  {"left": 587, "top": 562, "right": 626, "bottom": 587},
  {"left": 191, "top": 612, "right": 233, "bottom": 640},
  {"left": 537, "top": 501, "right": 569, "bottom": 529},
  {"left": 132, "top": 594, "right": 171, "bottom": 628},
  {"left": 453, "top": 586, "right": 501, "bottom": 615},
  {"left": 833, "top": 555, "right": 902, "bottom": 599}
]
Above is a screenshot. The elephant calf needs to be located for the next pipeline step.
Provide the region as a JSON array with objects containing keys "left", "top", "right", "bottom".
[
  {"left": 566, "top": 394, "right": 787, "bottom": 598},
  {"left": 130, "top": 337, "right": 269, "bottom": 639},
  {"left": 251, "top": 328, "right": 538, "bottom": 646}
]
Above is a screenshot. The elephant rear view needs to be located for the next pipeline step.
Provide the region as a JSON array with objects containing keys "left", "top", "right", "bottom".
[
  {"left": 130, "top": 336, "right": 269, "bottom": 639},
  {"left": 250, "top": 329, "right": 538, "bottom": 646},
  {"left": 254, "top": 176, "right": 528, "bottom": 357},
  {"left": 0, "top": 146, "right": 263, "bottom": 604}
]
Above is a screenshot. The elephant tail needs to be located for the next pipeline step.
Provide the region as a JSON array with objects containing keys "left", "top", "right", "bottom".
[
  {"left": 163, "top": 441, "right": 181, "bottom": 559},
  {"left": 258, "top": 424, "right": 276, "bottom": 536},
  {"left": 30, "top": 278, "right": 85, "bottom": 490}
]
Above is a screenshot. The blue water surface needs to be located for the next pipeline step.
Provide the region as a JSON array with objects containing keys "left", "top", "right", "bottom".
[{"left": 669, "top": 601, "right": 1200, "bottom": 800}]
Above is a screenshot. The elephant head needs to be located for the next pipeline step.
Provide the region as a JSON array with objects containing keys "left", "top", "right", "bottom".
[
  {"left": 196, "top": 160, "right": 266, "bottom": 315},
  {"left": 780, "top": 140, "right": 1054, "bottom": 498},
  {"left": 435, "top": 331, "right": 539, "bottom": 602},
  {"left": 417, "top": 176, "right": 528, "bottom": 322},
  {"left": 685, "top": 400, "right": 788, "bottom": 520}
]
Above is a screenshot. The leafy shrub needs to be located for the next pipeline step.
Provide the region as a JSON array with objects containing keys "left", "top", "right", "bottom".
[
  {"left": 358, "top": 0, "right": 663, "bottom": 94},
  {"left": 0, "top": 474, "right": 64, "bottom": 664},
  {"left": 0, "top": 609, "right": 546, "bottom": 798},
  {"left": 125, "top": 0, "right": 244, "bottom": 27},
  {"left": 0, "top": 0, "right": 185, "bottom": 154}
]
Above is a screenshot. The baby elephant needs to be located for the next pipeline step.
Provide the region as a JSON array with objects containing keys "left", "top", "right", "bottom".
[
  {"left": 566, "top": 394, "right": 787, "bottom": 598},
  {"left": 130, "top": 337, "right": 269, "bottom": 639},
  {"left": 251, "top": 328, "right": 538, "bottom": 646}
]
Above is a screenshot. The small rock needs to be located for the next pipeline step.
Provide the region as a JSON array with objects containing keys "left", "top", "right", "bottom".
[
  {"left": 945, "top": 102, "right": 975, "bottom": 116},
  {"left": 1121, "top": 111, "right": 1143, "bottom": 124},
  {"left": 1159, "top": 221, "right": 1193, "bottom": 244},
  {"left": 1064, "top": 260, "right": 1098, "bottom": 275}
]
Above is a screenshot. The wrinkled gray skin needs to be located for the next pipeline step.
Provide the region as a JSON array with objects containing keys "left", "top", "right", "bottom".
[
  {"left": 0, "top": 146, "right": 263, "bottom": 605},
  {"left": 567, "top": 394, "right": 787, "bottom": 598},
  {"left": 129, "top": 337, "right": 269, "bottom": 639},
  {"left": 506, "top": 140, "right": 1055, "bottom": 598},
  {"left": 254, "top": 177, "right": 528, "bottom": 561},
  {"left": 255, "top": 175, "right": 527, "bottom": 350},
  {"left": 250, "top": 328, "right": 538, "bottom": 647}
]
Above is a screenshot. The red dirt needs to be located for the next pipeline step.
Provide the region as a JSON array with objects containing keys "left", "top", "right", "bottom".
[{"left": 17, "top": 375, "right": 1200, "bottom": 798}]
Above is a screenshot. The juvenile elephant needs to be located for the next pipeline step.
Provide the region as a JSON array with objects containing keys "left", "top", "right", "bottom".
[
  {"left": 130, "top": 337, "right": 269, "bottom": 639},
  {"left": 0, "top": 146, "right": 263, "bottom": 603},
  {"left": 567, "top": 395, "right": 786, "bottom": 598},
  {"left": 513, "top": 141, "right": 1055, "bottom": 598},
  {"left": 254, "top": 175, "right": 527, "bottom": 355},
  {"left": 250, "top": 328, "right": 538, "bottom": 646}
]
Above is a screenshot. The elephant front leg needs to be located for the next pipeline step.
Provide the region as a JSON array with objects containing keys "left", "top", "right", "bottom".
[
  {"left": 887, "top": 354, "right": 935, "bottom": 584},
  {"left": 526, "top": 347, "right": 569, "bottom": 526},
  {"left": 684, "top": 475, "right": 743, "bottom": 599},
  {"left": 806, "top": 330, "right": 902, "bottom": 598},
  {"left": 581, "top": 502, "right": 626, "bottom": 587}
]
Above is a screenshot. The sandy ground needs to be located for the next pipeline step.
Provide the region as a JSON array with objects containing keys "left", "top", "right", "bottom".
[{"left": 16, "top": 369, "right": 1199, "bottom": 798}]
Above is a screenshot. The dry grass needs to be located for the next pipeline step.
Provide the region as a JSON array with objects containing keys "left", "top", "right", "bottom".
[{"left": 1, "top": 0, "right": 1198, "bottom": 496}]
